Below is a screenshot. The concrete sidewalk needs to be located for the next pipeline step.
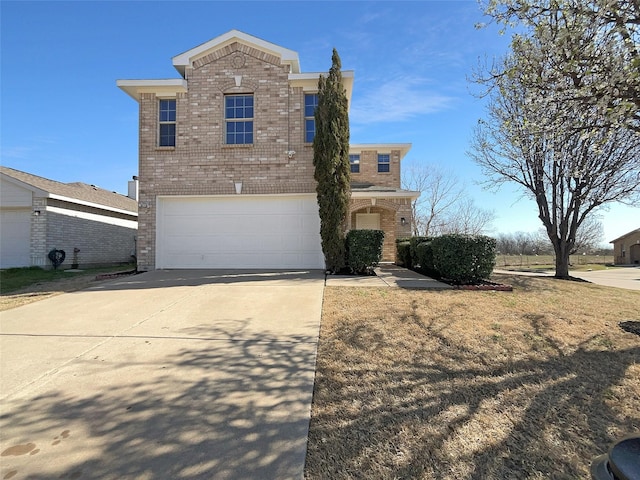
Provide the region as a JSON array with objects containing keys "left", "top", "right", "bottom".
[
  {"left": 325, "top": 264, "right": 452, "bottom": 289},
  {"left": 0, "top": 269, "right": 324, "bottom": 480},
  {"left": 494, "top": 267, "right": 640, "bottom": 290}
]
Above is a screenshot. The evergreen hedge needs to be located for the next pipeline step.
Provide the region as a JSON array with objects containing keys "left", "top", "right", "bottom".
[
  {"left": 431, "top": 234, "right": 496, "bottom": 284},
  {"left": 415, "top": 241, "right": 437, "bottom": 276},
  {"left": 395, "top": 239, "right": 411, "bottom": 267},
  {"left": 347, "top": 230, "right": 385, "bottom": 274},
  {"left": 409, "top": 236, "right": 431, "bottom": 267}
]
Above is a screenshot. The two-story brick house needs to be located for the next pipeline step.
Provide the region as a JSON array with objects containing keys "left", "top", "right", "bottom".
[{"left": 118, "top": 30, "right": 418, "bottom": 270}]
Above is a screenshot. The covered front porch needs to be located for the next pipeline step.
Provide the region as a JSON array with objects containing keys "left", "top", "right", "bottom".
[{"left": 348, "top": 183, "right": 419, "bottom": 262}]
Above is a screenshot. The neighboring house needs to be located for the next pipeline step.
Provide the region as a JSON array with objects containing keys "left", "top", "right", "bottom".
[
  {"left": 117, "top": 30, "right": 418, "bottom": 270},
  {"left": 610, "top": 228, "right": 640, "bottom": 265},
  {"left": 0, "top": 167, "right": 138, "bottom": 269}
]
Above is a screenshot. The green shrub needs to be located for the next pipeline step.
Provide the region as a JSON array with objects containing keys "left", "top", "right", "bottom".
[
  {"left": 347, "top": 229, "right": 385, "bottom": 274},
  {"left": 431, "top": 234, "right": 496, "bottom": 284},
  {"left": 415, "top": 241, "right": 437, "bottom": 276},
  {"left": 409, "top": 236, "right": 431, "bottom": 269},
  {"left": 396, "top": 240, "right": 411, "bottom": 267}
]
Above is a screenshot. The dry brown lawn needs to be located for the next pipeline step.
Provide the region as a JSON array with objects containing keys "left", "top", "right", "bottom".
[{"left": 305, "top": 273, "right": 640, "bottom": 479}]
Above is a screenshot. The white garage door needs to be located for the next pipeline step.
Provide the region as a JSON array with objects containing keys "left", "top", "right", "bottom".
[
  {"left": 0, "top": 209, "right": 31, "bottom": 268},
  {"left": 156, "top": 195, "right": 324, "bottom": 269}
]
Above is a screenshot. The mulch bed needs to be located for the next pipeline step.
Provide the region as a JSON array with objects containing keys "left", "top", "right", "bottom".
[
  {"left": 448, "top": 280, "right": 513, "bottom": 291},
  {"left": 95, "top": 270, "right": 138, "bottom": 280}
]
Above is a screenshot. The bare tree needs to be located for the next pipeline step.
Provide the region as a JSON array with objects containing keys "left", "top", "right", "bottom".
[
  {"left": 401, "top": 163, "right": 464, "bottom": 236},
  {"left": 441, "top": 198, "right": 496, "bottom": 235},
  {"left": 572, "top": 216, "right": 605, "bottom": 253},
  {"left": 513, "top": 231, "right": 536, "bottom": 255},
  {"left": 496, "top": 233, "right": 517, "bottom": 255}
]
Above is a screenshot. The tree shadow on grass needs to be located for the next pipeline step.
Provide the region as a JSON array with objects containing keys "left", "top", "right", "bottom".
[
  {"left": 305, "top": 307, "right": 640, "bottom": 479},
  {"left": 0, "top": 321, "right": 317, "bottom": 479}
]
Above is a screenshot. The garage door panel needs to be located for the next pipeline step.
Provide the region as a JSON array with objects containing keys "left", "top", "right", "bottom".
[
  {"left": 0, "top": 209, "right": 31, "bottom": 268},
  {"left": 157, "top": 196, "right": 324, "bottom": 269}
]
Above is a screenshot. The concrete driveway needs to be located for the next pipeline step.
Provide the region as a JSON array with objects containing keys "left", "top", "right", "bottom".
[
  {"left": 569, "top": 266, "right": 640, "bottom": 291},
  {"left": 0, "top": 269, "right": 324, "bottom": 480},
  {"left": 494, "top": 266, "right": 640, "bottom": 291}
]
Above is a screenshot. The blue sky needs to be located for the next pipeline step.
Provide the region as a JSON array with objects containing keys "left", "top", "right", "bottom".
[{"left": 1, "top": 0, "right": 637, "bottom": 244}]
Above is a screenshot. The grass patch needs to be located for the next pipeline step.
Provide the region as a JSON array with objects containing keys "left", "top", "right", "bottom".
[
  {"left": 0, "top": 265, "right": 134, "bottom": 294},
  {"left": 496, "top": 254, "right": 615, "bottom": 271},
  {"left": 0, "top": 264, "right": 135, "bottom": 311},
  {"left": 305, "top": 274, "right": 640, "bottom": 479}
]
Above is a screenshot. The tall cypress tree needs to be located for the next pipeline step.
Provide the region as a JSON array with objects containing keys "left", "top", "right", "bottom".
[{"left": 313, "top": 49, "right": 351, "bottom": 272}]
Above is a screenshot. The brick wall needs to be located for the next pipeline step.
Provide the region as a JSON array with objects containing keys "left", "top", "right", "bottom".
[
  {"left": 44, "top": 211, "right": 136, "bottom": 269},
  {"left": 136, "top": 43, "right": 317, "bottom": 270},
  {"left": 30, "top": 197, "right": 48, "bottom": 266},
  {"left": 350, "top": 149, "right": 402, "bottom": 188},
  {"left": 27, "top": 197, "right": 137, "bottom": 269},
  {"left": 350, "top": 198, "right": 413, "bottom": 262},
  {"left": 613, "top": 231, "right": 640, "bottom": 265}
]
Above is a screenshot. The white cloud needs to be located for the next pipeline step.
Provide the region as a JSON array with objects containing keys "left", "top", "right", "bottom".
[{"left": 349, "top": 76, "right": 456, "bottom": 124}]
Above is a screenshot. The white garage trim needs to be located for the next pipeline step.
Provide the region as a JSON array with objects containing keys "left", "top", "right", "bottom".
[
  {"left": 156, "top": 194, "right": 324, "bottom": 269},
  {"left": 0, "top": 208, "right": 31, "bottom": 268}
]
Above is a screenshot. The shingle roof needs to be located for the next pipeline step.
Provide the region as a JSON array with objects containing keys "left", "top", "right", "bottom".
[
  {"left": 351, "top": 182, "right": 414, "bottom": 194},
  {"left": 1, "top": 166, "right": 137, "bottom": 214}
]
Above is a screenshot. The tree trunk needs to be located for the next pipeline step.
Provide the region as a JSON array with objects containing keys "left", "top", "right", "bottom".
[{"left": 554, "top": 242, "right": 571, "bottom": 278}]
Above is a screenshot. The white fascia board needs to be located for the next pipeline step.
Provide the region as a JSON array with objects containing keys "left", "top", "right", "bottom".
[
  {"left": 349, "top": 143, "right": 412, "bottom": 159},
  {"left": 172, "top": 30, "right": 301, "bottom": 76},
  {"left": 289, "top": 71, "right": 354, "bottom": 109},
  {"left": 351, "top": 190, "right": 421, "bottom": 200},
  {"left": 116, "top": 79, "right": 188, "bottom": 101},
  {"left": 48, "top": 193, "right": 138, "bottom": 217},
  {"left": 156, "top": 193, "right": 317, "bottom": 200}
]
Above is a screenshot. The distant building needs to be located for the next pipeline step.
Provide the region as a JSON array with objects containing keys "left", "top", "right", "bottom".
[
  {"left": 0, "top": 167, "right": 138, "bottom": 269},
  {"left": 610, "top": 228, "right": 640, "bottom": 265}
]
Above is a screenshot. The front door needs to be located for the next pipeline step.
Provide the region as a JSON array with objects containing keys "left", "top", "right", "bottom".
[{"left": 355, "top": 213, "right": 380, "bottom": 230}]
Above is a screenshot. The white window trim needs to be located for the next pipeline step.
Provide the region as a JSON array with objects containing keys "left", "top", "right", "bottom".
[{"left": 158, "top": 98, "right": 177, "bottom": 148}]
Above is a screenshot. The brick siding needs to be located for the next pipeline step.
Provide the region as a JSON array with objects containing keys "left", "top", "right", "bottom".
[
  {"left": 136, "top": 44, "right": 318, "bottom": 270},
  {"left": 30, "top": 198, "right": 137, "bottom": 269},
  {"left": 350, "top": 149, "right": 402, "bottom": 188},
  {"left": 349, "top": 198, "right": 412, "bottom": 262},
  {"left": 43, "top": 212, "right": 136, "bottom": 269},
  {"left": 131, "top": 38, "right": 415, "bottom": 270}
]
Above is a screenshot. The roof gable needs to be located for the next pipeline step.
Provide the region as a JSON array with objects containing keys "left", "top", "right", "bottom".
[
  {"left": 0, "top": 167, "right": 137, "bottom": 214},
  {"left": 172, "top": 29, "right": 301, "bottom": 77},
  {"left": 610, "top": 228, "right": 640, "bottom": 244}
]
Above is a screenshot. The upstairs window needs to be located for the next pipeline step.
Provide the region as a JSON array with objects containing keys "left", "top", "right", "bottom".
[
  {"left": 378, "top": 154, "right": 390, "bottom": 173},
  {"left": 158, "top": 99, "right": 176, "bottom": 147},
  {"left": 349, "top": 154, "right": 360, "bottom": 173},
  {"left": 304, "top": 93, "right": 318, "bottom": 143},
  {"left": 225, "top": 94, "right": 254, "bottom": 144}
]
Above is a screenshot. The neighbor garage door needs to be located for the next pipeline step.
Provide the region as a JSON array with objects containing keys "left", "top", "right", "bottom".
[
  {"left": 0, "top": 209, "right": 31, "bottom": 268},
  {"left": 156, "top": 195, "right": 324, "bottom": 269}
]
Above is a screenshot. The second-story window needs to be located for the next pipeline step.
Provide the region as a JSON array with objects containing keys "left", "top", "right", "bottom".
[
  {"left": 378, "top": 154, "right": 390, "bottom": 173},
  {"left": 349, "top": 154, "right": 360, "bottom": 173},
  {"left": 225, "top": 94, "right": 254, "bottom": 145},
  {"left": 159, "top": 99, "right": 176, "bottom": 147},
  {"left": 304, "top": 93, "right": 318, "bottom": 143}
]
